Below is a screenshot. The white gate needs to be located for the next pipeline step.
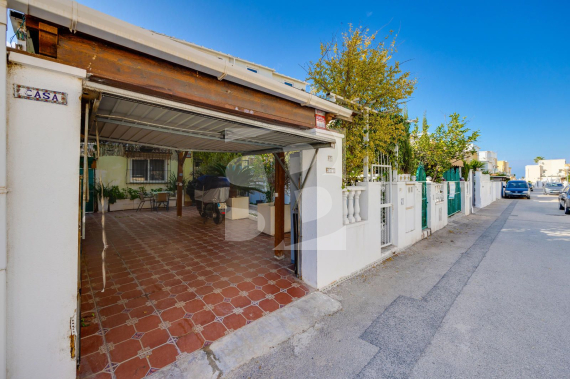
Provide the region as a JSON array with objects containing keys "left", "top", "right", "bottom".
[{"left": 371, "top": 154, "right": 393, "bottom": 247}]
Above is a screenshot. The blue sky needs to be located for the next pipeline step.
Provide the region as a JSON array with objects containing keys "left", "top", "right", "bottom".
[{"left": 68, "top": 1, "right": 570, "bottom": 176}]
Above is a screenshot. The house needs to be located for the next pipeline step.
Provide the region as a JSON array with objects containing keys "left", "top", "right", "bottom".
[
  {"left": 526, "top": 159, "right": 567, "bottom": 183},
  {"left": 497, "top": 160, "right": 511, "bottom": 175},
  {"left": 478, "top": 151, "right": 498, "bottom": 173},
  {"left": 525, "top": 164, "right": 543, "bottom": 183},
  {"left": 1, "top": 1, "right": 355, "bottom": 378}
]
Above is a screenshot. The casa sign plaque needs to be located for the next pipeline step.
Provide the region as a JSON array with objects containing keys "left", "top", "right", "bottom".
[{"left": 13, "top": 84, "right": 68, "bottom": 106}]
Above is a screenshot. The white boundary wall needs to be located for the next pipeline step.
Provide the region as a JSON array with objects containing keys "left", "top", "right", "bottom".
[
  {"left": 426, "top": 182, "right": 448, "bottom": 233},
  {"left": 5, "top": 53, "right": 85, "bottom": 379}
]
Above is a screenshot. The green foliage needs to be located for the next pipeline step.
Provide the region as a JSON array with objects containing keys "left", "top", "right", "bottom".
[
  {"left": 208, "top": 162, "right": 263, "bottom": 197},
  {"left": 306, "top": 25, "right": 416, "bottom": 184},
  {"left": 193, "top": 152, "right": 242, "bottom": 177},
  {"left": 411, "top": 113, "right": 480, "bottom": 181},
  {"left": 166, "top": 173, "right": 189, "bottom": 193},
  {"left": 126, "top": 187, "right": 140, "bottom": 200},
  {"left": 482, "top": 170, "right": 491, "bottom": 175},
  {"left": 534, "top": 156, "right": 544, "bottom": 163}
]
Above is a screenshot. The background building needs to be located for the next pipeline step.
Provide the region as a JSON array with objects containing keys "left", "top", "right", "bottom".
[{"left": 478, "top": 151, "right": 498, "bottom": 173}]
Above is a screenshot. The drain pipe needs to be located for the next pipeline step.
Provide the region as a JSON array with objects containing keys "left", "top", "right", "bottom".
[{"left": 1, "top": 2, "right": 9, "bottom": 379}]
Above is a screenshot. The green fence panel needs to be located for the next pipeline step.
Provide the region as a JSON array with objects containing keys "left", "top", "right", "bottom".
[
  {"left": 416, "top": 164, "right": 428, "bottom": 229},
  {"left": 444, "top": 167, "right": 461, "bottom": 216}
]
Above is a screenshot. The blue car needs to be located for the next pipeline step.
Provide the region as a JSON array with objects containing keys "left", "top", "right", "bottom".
[{"left": 504, "top": 180, "right": 531, "bottom": 199}]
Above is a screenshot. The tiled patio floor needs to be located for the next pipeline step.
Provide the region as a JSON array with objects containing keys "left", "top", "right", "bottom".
[{"left": 78, "top": 207, "right": 309, "bottom": 379}]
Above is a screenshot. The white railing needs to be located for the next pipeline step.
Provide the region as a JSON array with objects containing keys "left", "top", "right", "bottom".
[{"left": 343, "top": 186, "right": 367, "bottom": 225}]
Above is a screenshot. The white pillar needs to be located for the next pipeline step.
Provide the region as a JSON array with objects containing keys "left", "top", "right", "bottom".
[
  {"left": 354, "top": 190, "right": 362, "bottom": 222},
  {"left": 6, "top": 52, "right": 86, "bottom": 379},
  {"left": 300, "top": 129, "right": 345, "bottom": 288},
  {"left": 0, "top": 3, "right": 8, "bottom": 378},
  {"left": 347, "top": 191, "right": 355, "bottom": 224}
]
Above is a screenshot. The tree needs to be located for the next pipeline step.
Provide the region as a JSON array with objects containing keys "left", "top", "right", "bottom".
[
  {"left": 411, "top": 113, "right": 480, "bottom": 181},
  {"left": 534, "top": 156, "right": 544, "bottom": 163},
  {"left": 306, "top": 25, "right": 416, "bottom": 184}
]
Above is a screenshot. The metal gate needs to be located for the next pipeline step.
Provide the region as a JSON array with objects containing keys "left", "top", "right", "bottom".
[
  {"left": 371, "top": 154, "right": 392, "bottom": 247},
  {"left": 416, "top": 164, "right": 428, "bottom": 229},
  {"left": 444, "top": 167, "right": 461, "bottom": 216}
]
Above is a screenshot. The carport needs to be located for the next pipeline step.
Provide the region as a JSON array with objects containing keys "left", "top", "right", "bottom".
[{"left": 77, "top": 83, "right": 337, "bottom": 378}]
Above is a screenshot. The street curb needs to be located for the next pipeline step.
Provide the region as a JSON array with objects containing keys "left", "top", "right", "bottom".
[{"left": 147, "top": 292, "right": 342, "bottom": 378}]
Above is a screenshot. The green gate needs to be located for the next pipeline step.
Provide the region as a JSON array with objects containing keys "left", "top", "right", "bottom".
[
  {"left": 444, "top": 167, "right": 461, "bottom": 216},
  {"left": 80, "top": 157, "right": 95, "bottom": 213},
  {"left": 416, "top": 164, "right": 428, "bottom": 229}
]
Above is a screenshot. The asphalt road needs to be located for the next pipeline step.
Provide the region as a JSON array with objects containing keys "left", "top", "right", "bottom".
[{"left": 227, "top": 193, "right": 570, "bottom": 379}]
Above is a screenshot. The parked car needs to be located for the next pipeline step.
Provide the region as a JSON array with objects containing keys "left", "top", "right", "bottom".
[
  {"left": 504, "top": 180, "right": 531, "bottom": 199},
  {"left": 543, "top": 182, "right": 564, "bottom": 195},
  {"left": 559, "top": 186, "right": 570, "bottom": 214},
  {"left": 528, "top": 182, "right": 534, "bottom": 191}
]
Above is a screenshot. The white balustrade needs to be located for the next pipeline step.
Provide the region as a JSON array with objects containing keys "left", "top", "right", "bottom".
[{"left": 343, "top": 186, "right": 367, "bottom": 224}]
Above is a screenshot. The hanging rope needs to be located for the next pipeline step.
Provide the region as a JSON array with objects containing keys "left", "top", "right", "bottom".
[{"left": 96, "top": 124, "right": 107, "bottom": 292}]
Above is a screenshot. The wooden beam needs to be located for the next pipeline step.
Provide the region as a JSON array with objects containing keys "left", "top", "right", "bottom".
[
  {"left": 176, "top": 151, "right": 187, "bottom": 217},
  {"left": 23, "top": 16, "right": 317, "bottom": 129},
  {"left": 274, "top": 152, "right": 286, "bottom": 260}
]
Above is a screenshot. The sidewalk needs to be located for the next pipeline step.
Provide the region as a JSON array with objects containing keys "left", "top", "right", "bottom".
[{"left": 226, "top": 200, "right": 511, "bottom": 378}]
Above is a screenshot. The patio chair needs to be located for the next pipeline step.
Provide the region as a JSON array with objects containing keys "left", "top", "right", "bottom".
[
  {"left": 154, "top": 192, "right": 170, "bottom": 211},
  {"left": 136, "top": 192, "right": 154, "bottom": 211}
]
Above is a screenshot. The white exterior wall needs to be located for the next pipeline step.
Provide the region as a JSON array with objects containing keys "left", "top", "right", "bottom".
[
  {"left": 538, "top": 159, "right": 567, "bottom": 181},
  {"left": 474, "top": 171, "right": 494, "bottom": 208},
  {"left": 525, "top": 165, "right": 542, "bottom": 183},
  {"left": 426, "top": 183, "right": 448, "bottom": 233},
  {"left": 6, "top": 53, "right": 85, "bottom": 379},
  {"left": 391, "top": 181, "right": 422, "bottom": 249}
]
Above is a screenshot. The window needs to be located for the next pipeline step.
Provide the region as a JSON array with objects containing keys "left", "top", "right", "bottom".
[
  {"left": 129, "top": 158, "right": 168, "bottom": 183},
  {"left": 247, "top": 67, "right": 257, "bottom": 73},
  {"left": 284, "top": 82, "right": 293, "bottom": 87}
]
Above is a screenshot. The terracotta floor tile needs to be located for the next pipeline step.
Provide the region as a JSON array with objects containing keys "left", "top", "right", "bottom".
[
  {"left": 262, "top": 284, "right": 281, "bottom": 295},
  {"left": 252, "top": 276, "right": 269, "bottom": 287},
  {"left": 230, "top": 296, "right": 251, "bottom": 308},
  {"left": 168, "top": 318, "right": 194, "bottom": 337},
  {"left": 258, "top": 299, "right": 279, "bottom": 313},
  {"left": 80, "top": 334, "right": 103, "bottom": 357},
  {"left": 194, "top": 286, "right": 214, "bottom": 296},
  {"left": 247, "top": 290, "right": 266, "bottom": 302},
  {"left": 160, "top": 307, "right": 185, "bottom": 323},
  {"left": 125, "top": 297, "right": 148, "bottom": 309},
  {"left": 202, "top": 293, "right": 224, "bottom": 305},
  {"left": 242, "top": 305, "right": 264, "bottom": 321},
  {"left": 129, "top": 305, "right": 155, "bottom": 319},
  {"left": 109, "top": 338, "right": 143, "bottom": 363},
  {"left": 148, "top": 343, "right": 178, "bottom": 369},
  {"left": 80, "top": 322, "right": 100, "bottom": 338},
  {"left": 183, "top": 299, "right": 206, "bottom": 314},
  {"left": 222, "top": 313, "right": 247, "bottom": 331},
  {"left": 140, "top": 328, "right": 169, "bottom": 349},
  {"left": 101, "top": 313, "right": 129, "bottom": 329},
  {"left": 175, "top": 291, "right": 197, "bottom": 303},
  {"left": 236, "top": 282, "right": 255, "bottom": 292},
  {"left": 114, "top": 356, "right": 150, "bottom": 379},
  {"left": 99, "top": 304, "right": 125, "bottom": 318},
  {"left": 135, "top": 315, "right": 161, "bottom": 333},
  {"left": 148, "top": 290, "right": 170, "bottom": 302},
  {"left": 192, "top": 310, "right": 215, "bottom": 326},
  {"left": 201, "top": 322, "right": 227, "bottom": 342},
  {"left": 106, "top": 324, "right": 136, "bottom": 345},
  {"left": 287, "top": 287, "right": 306, "bottom": 298},
  {"left": 155, "top": 298, "right": 176, "bottom": 311},
  {"left": 212, "top": 302, "right": 234, "bottom": 317},
  {"left": 273, "top": 292, "right": 293, "bottom": 306},
  {"left": 176, "top": 332, "right": 204, "bottom": 353},
  {"left": 221, "top": 287, "right": 240, "bottom": 298},
  {"left": 78, "top": 352, "right": 108, "bottom": 378}
]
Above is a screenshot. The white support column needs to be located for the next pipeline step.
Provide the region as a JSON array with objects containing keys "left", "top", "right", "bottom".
[
  {"left": 347, "top": 191, "right": 355, "bottom": 223},
  {"left": 6, "top": 52, "right": 86, "bottom": 379},
  {"left": 0, "top": 3, "right": 8, "bottom": 379},
  {"left": 354, "top": 190, "right": 362, "bottom": 222},
  {"left": 300, "top": 129, "right": 345, "bottom": 288}
]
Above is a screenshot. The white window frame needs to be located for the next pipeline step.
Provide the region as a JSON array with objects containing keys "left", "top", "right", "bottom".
[{"left": 128, "top": 158, "right": 169, "bottom": 184}]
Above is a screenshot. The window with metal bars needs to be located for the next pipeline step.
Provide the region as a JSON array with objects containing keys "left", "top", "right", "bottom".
[{"left": 128, "top": 158, "right": 169, "bottom": 183}]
